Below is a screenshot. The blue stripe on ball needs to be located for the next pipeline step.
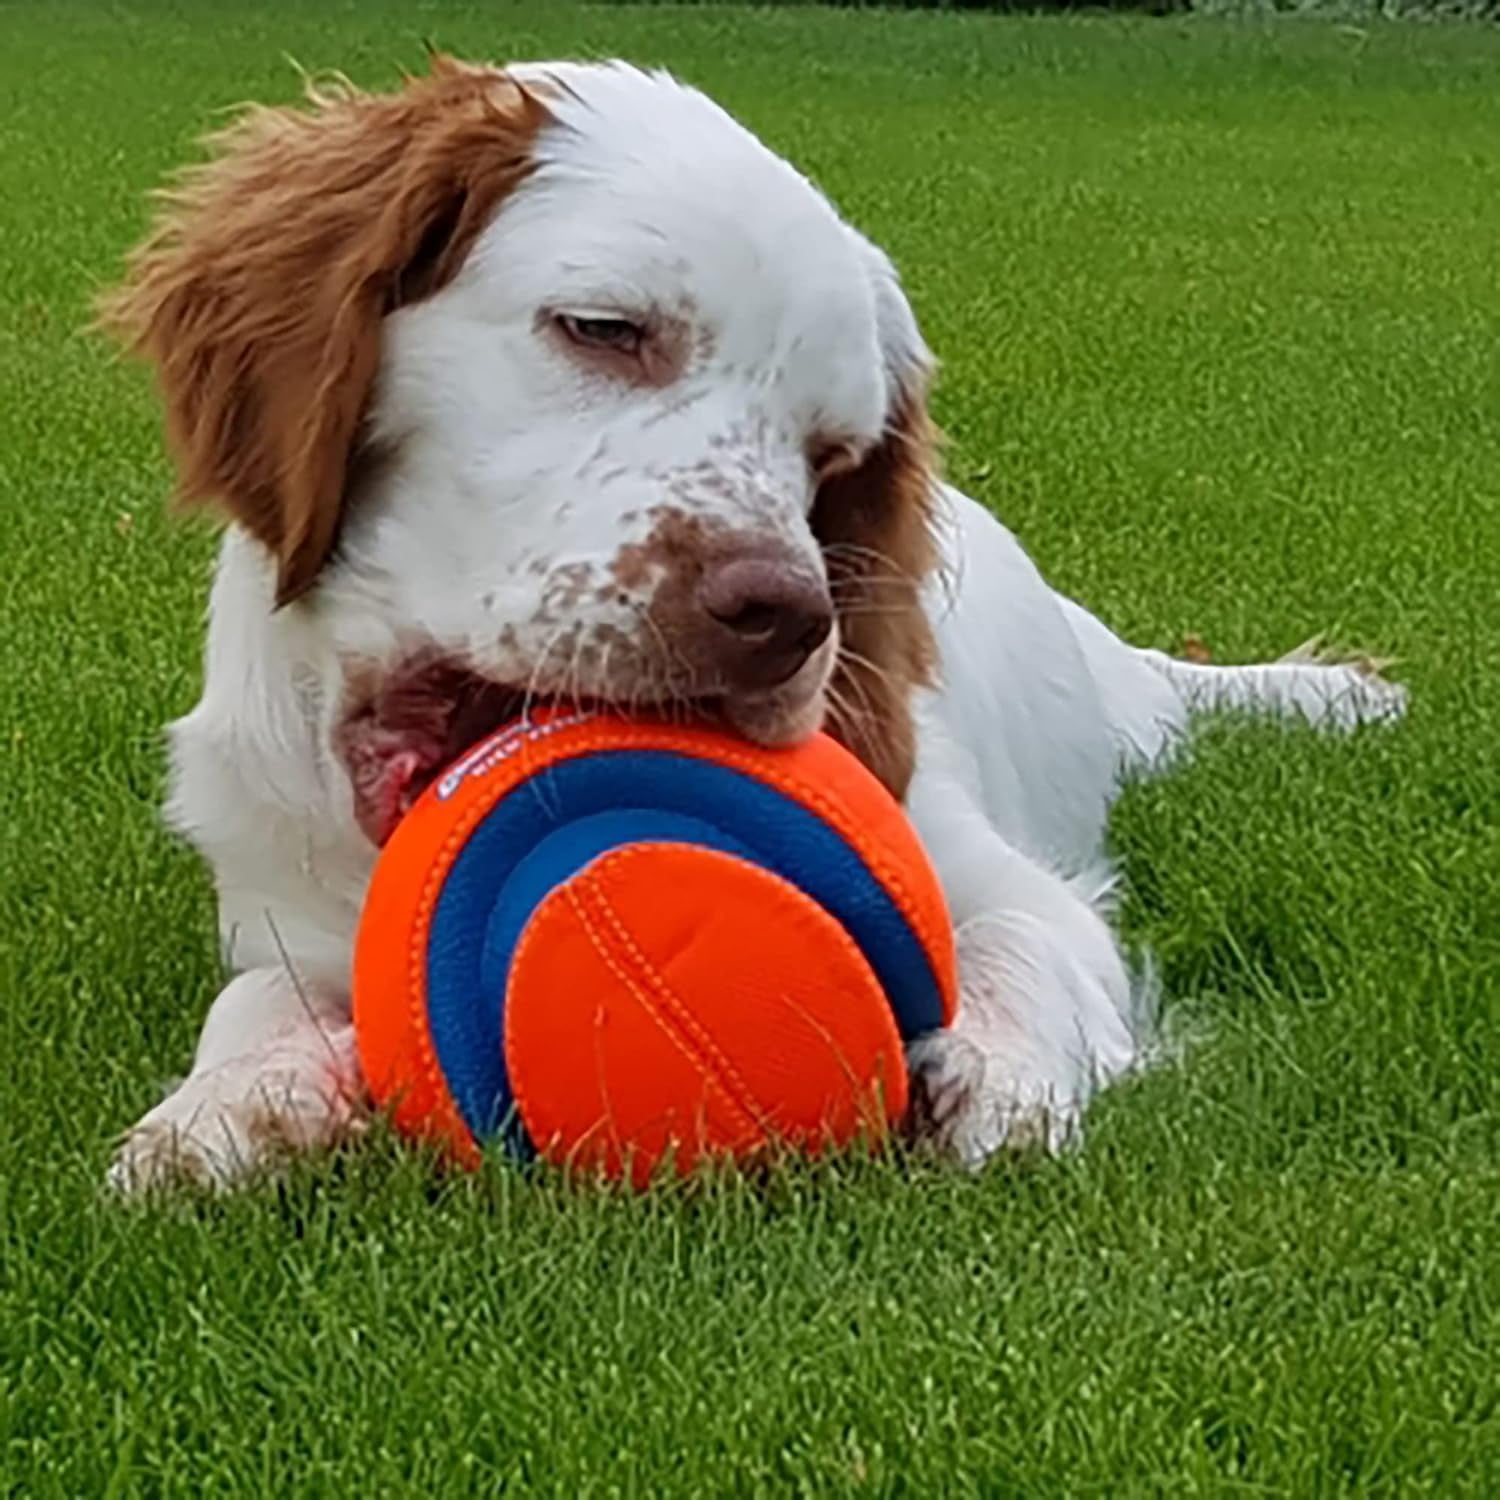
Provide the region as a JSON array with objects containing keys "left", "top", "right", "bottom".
[{"left": 423, "top": 750, "right": 947, "bottom": 1151}]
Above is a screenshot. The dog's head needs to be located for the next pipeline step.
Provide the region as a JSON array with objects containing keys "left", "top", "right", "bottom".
[{"left": 103, "top": 57, "right": 941, "bottom": 843}]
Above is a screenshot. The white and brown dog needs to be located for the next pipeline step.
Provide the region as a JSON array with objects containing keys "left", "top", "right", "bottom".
[{"left": 102, "top": 57, "right": 1403, "bottom": 1191}]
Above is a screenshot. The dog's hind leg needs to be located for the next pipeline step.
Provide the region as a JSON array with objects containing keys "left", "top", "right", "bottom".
[
  {"left": 1137, "top": 638, "right": 1408, "bottom": 735},
  {"left": 1052, "top": 592, "right": 1407, "bottom": 784}
]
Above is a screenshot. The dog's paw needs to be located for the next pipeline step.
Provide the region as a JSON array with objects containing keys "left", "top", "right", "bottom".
[
  {"left": 906, "top": 1029, "right": 1074, "bottom": 1166},
  {"left": 1276, "top": 637, "right": 1409, "bottom": 730},
  {"left": 903, "top": 895, "right": 1146, "bottom": 1169},
  {"left": 106, "top": 1030, "right": 365, "bottom": 1195}
]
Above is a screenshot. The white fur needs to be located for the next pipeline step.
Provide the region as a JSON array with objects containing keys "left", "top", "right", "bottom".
[{"left": 108, "top": 63, "right": 1404, "bottom": 1190}]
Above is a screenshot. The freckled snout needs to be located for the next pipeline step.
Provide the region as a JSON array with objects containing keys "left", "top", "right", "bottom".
[{"left": 696, "top": 556, "right": 834, "bottom": 690}]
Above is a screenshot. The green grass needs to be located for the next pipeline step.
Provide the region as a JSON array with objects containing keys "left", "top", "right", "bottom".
[{"left": 3, "top": 1, "right": 1497, "bottom": 1491}]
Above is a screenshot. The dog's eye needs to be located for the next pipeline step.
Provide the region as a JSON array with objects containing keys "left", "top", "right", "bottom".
[{"left": 556, "top": 312, "right": 646, "bottom": 357}]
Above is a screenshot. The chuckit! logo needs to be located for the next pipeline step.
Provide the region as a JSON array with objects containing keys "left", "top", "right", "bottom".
[{"left": 435, "top": 711, "right": 596, "bottom": 801}]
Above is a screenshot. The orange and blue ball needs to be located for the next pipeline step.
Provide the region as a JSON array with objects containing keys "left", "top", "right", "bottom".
[{"left": 353, "top": 710, "right": 956, "bottom": 1183}]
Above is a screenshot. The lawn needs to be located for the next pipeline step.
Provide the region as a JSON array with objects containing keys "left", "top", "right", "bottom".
[{"left": 2, "top": 0, "right": 1497, "bottom": 1491}]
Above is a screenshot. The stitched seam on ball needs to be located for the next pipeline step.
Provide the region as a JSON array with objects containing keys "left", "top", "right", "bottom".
[
  {"left": 565, "top": 853, "right": 769, "bottom": 1140},
  {"left": 580, "top": 872, "right": 766, "bottom": 1129},
  {"left": 563, "top": 874, "right": 763, "bottom": 1141},
  {"left": 561, "top": 889, "right": 755, "bottom": 1137}
]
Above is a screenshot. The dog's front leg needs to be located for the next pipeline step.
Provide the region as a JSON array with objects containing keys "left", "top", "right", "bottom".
[
  {"left": 902, "top": 732, "right": 1144, "bottom": 1165},
  {"left": 107, "top": 968, "right": 363, "bottom": 1194}
]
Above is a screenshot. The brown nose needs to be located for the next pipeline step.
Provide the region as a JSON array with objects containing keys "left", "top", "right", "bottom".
[{"left": 697, "top": 558, "right": 834, "bottom": 690}]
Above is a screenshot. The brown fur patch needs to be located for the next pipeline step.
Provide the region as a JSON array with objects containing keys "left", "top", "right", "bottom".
[
  {"left": 811, "top": 387, "right": 942, "bottom": 799},
  {"left": 98, "top": 56, "right": 548, "bottom": 605},
  {"left": 611, "top": 505, "right": 719, "bottom": 589},
  {"left": 617, "top": 507, "right": 736, "bottom": 670}
]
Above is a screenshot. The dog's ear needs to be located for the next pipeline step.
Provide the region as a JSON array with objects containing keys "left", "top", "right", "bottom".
[
  {"left": 812, "top": 244, "right": 942, "bottom": 799},
  {"left": 99, "top": 57, "right": 548, "bottom": 605}
]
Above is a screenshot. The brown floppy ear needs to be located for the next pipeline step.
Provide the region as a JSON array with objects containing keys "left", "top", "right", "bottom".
[
  {"left": 98, "top": 56, "right": 547, "bottom": 605},
  {"left": 812, "top": 373, "right": 942, "bottom": 803}
]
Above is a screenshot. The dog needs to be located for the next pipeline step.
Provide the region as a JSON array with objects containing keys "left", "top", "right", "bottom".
[{"left": 101, "top": 57, "right": 1404, "bottom": 1190}]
